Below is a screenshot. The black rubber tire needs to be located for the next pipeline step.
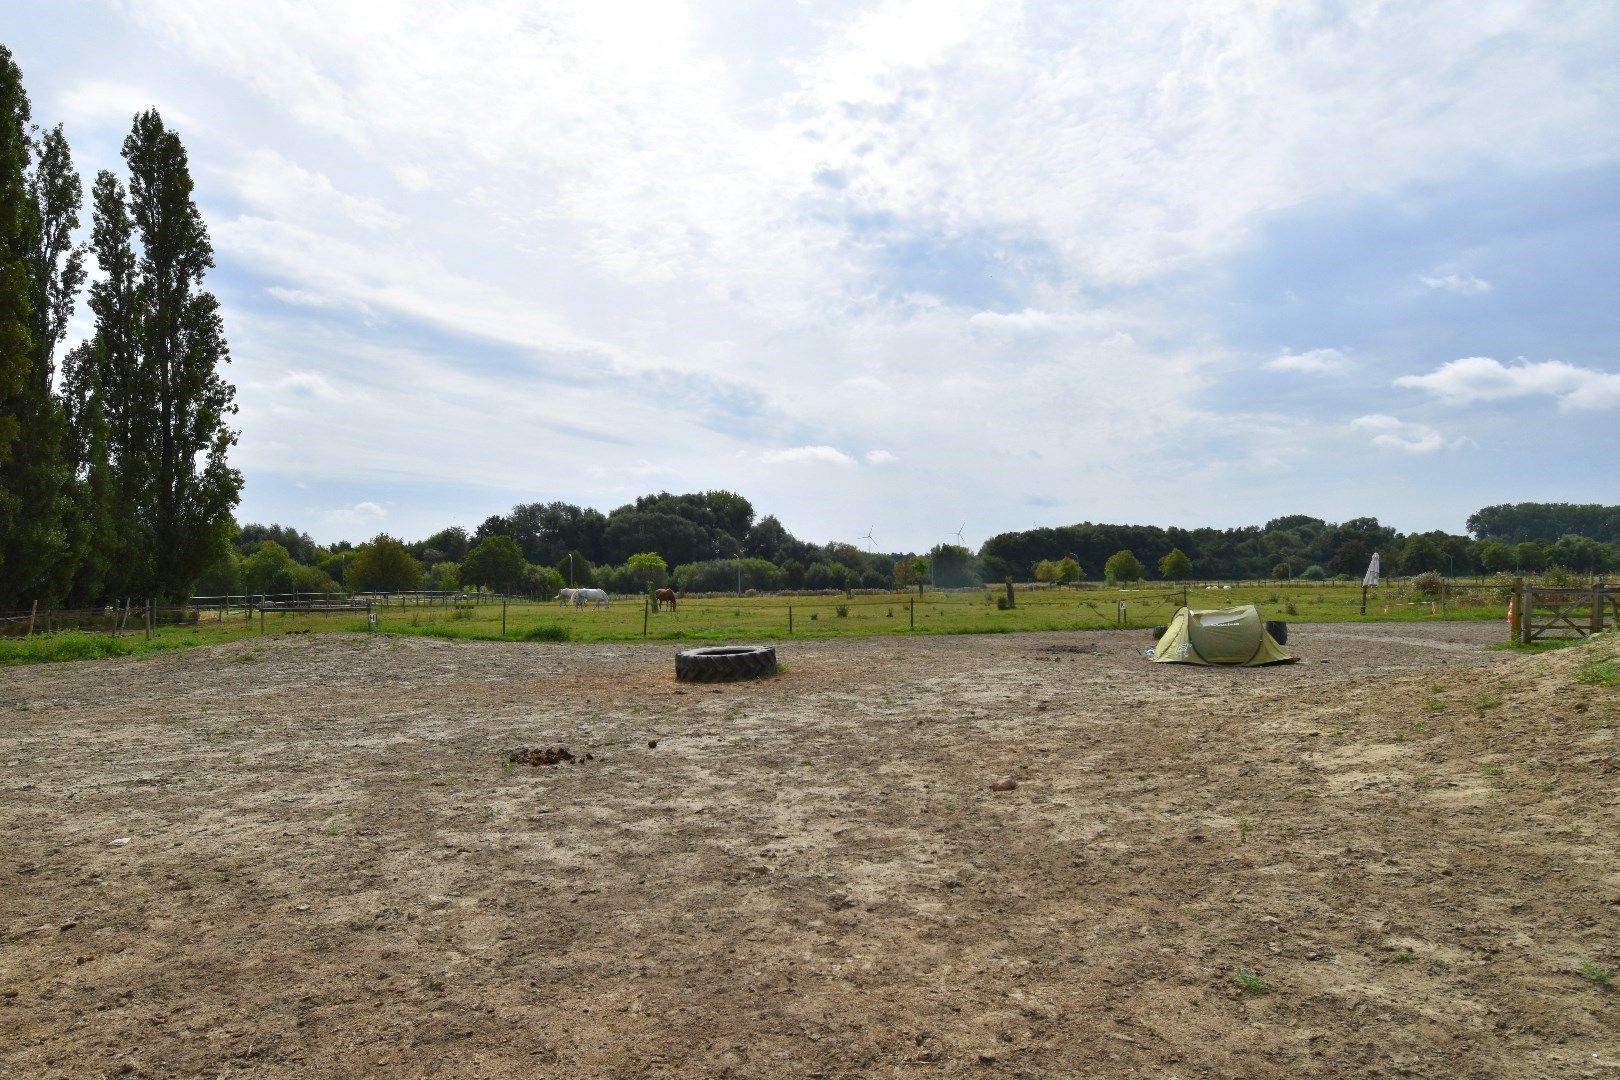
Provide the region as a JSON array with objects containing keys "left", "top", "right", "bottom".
[
  {"left": 675, "top": 645, "right": 778, "bottom": 682},
  {"left": 1265, "top": 620, "right": 1288, "bottom": 645},
  {"left": 1149, "top": 625, "right": 1168, "bottom": 640}
]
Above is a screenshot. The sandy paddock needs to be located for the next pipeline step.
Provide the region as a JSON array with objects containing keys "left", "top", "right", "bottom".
[{"left": 2, "top": 623, "right": 1617, "bottom": 1078}]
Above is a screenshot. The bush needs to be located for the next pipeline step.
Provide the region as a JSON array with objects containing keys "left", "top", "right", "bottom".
[
  {"left": 1299, "top": 564, "right": 1327, "bottom": 580},
  {"left": 521, "top": 564, "right": 564, "bottom": 600},
  {"left": 1158, "top": 548, "right": 1193, "bottom": 581},
  {"left": 520, "top": 624, "right": 571, "bottom": 642},
  {"left": 1104, "top": 549, "right": 1144, "bottom": 583},
  {"left": 674, "top": 557, "right": 785, "bottom": 593},
  {"left": 461, "top": 535, "right": 526, "bottom": 594},
  {"left": 1412, "top": 571, "right": 1444, "bottom": 596},
  {"left": 349, "top": 535, "right": 423, "bottom": 592}
]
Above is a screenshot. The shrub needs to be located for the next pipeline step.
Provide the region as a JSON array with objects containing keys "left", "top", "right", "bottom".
[
  {"left": 520, "top": 624, "right": 571, "bottom": 642},
  {"left": 1299, "top": 564, "right": 1327, "bottom": 581},
  {"left": 1412, "top": 571, "right": 1444, "bottom": 597},
  {"left": 349, "top": 535, "right": 423, "bottom": 592},
  {"left": 461, "top": 535, "right": 527, "bottom": 594},
  {"left": 674, "top": 557, "right": 785, "bottom": 593},
  {"left": 1104, "top": 549, "right": 1144, "bottom": 583},
  {"left": 1158, "top": 548, "right": 1193, "bottom": 580}
]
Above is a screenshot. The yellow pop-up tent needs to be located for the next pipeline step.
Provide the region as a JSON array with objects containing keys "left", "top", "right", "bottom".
[{"left": 1150, "top": 604, "right": 1296, "bottom": 666}]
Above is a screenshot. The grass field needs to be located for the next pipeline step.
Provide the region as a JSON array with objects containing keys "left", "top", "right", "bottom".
[{"left": 1, "top": 580, "right": 1516, "bottom": 666}]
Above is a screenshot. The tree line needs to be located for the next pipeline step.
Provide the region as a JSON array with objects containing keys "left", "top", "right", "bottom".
[
  {"left": 0, "top": 46, "right": 238, "bottom": 612},
  {"left": 979, "top": 508, "right": 1620, "bottom": 584},
  {"left": 197, "top": 496, "right": 1620, "bottom": 605}
]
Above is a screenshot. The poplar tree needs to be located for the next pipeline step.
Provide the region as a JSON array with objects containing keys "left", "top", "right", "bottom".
[
  {"left": 120, "top": 111, "right": 241, "bottom": 600},
  {"left": 0, "top": 124, "right": 86, "bottom": 606},
  {"left": 0, "top": 46, "right": 38, "bottom": 607},
  {"left": 66, "top": 170, "right": 149, "bottom": 600}
]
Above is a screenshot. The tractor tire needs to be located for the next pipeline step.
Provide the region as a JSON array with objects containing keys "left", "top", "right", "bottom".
[
  {"left": 1149, "top": 625, "right": 1168, "bottom": 640},
  {"left": 1265, "top": 620, "right": 1288, "bottom": 645},
  {"left": 675, "top": 645, "right": 778, "bottom": 683}
]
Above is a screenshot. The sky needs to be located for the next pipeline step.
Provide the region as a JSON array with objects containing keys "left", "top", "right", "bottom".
[{"left": 5, "top": 0, "right": 1618, "bottom": 551}]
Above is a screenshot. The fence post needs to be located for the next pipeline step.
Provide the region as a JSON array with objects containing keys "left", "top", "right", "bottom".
[
  {"left": 145, "top": 599, "right": 153, "bottom": 640},
  {"left": 643, "top": 595, "right": 649, "bottom": 638},
  {"left": 26, "top": 600, "right": 36, "bottom": 638},
  {"left": 1512, "top": 579, "right": 1525, "bottom": 644},
  {"left": 501, "top": 600, "right": 508, "bottom": 636},
  {"left": 260, "top": 607, "right": 265, "bottom": 636},
  {"left": 1592, "top": 586, "right": 1602, "bottom": 637}
]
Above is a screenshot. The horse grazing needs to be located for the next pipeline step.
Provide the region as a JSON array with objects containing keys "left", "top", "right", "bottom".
[
  {"left": 654, "top": 587, "right": 678, "bottom": 612},
  {"left": 575, "top": 588, "right": 610, "bottom": 608},
  {"left": 557, "top": 588, "right": 580, "bottom": 607}
]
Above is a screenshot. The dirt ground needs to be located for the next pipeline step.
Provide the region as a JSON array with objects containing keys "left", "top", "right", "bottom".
[{"left": 2, "top": 623, "right": 1616, "bottom": 1078}]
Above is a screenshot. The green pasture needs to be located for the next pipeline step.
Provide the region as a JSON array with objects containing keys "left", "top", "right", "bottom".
[{"left": 1, "top": 580, "right": 1513, "bottom": 667}]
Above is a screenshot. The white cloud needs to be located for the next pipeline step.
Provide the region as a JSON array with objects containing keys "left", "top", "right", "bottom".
[
  {"left": 35, "top": 0, "right": 1610, "bottom": 544},
  {"left": 760, "top": 446, "right": 857, "bottom": 466},
  {"left": 1395, "top": 357, "right": 1620, "bottom": 411},
  {"left": 1267, "top": 347, "right": 1350, "bottom": 375},
  {"left": 324, "top": 501, "right": 388, "bottom": 526},
  {"left": 58, "top": 79, "right": 195, "bottom": 130},
  {"left": 277, "top": 371, "right": 339, "bottom": 401},
  {"left": 864, "top": 449, "right": 898, "bottom": 465},
  {"left": 969, "top": 308, "right": 1063, "bottom": 332},
  {"left": 231, "top": 149, "right": 401, "bottom": 230},
  {"left": 1349, "top": 414, "right": 1466, "bottom": 455},
  {"left": 1419, "top": 272, "right": 1492, "bottom": 295},
  {"left": 266, "top": 286, "right": 376, "bottom": 318}
]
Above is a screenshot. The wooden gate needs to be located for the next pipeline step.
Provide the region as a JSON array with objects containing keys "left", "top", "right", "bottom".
[{"left": 1514, "top": 586, "right": 1619, "bottom": 643}]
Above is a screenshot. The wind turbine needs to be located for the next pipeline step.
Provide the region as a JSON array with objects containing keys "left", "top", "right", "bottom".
[
  {"left": 953, "top": 523, "right": 967, "bottom": 547},
  {"left": 858, "top": 527, "right": 876, "bottom": 552}
]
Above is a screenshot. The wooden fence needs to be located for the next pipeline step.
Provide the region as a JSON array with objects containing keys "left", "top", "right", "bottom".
[{"left": 1513, "top": 585, "right": 1620, "bottom": 643}]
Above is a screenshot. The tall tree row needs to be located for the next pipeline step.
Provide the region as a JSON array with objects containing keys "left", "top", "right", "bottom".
[{"left": 0, "top": 45, "right": 239, "bottom": 608}]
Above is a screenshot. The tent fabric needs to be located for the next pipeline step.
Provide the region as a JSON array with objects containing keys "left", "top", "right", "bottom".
[{"left": 1150, "top": 604, "right": 1297, "bottom": 666}]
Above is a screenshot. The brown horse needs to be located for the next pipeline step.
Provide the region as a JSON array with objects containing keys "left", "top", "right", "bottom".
[{"left": 654, "top": 588, "right": 678, "bottom": 612}]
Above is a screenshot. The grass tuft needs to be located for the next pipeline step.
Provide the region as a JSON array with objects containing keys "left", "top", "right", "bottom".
[
  {"left": 1576, "top": 651, "right": 1619, "bottom": 687},
  {"left": 1233, "top": 968, "right": 1271, "bottom": 995},
  {"left": 1578, "top": 961, "right": 1613, "bottom": 988},
  {"left": 0, "top": 631, "right": 198, "bottom": 667}
]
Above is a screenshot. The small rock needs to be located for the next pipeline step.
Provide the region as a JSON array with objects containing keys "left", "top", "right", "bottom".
[
  {"left": 648, "top": 740, "right": 658, "bottom": 749},
  {"left": 106, "top": 837, "right": 131, "bottom": 848},
  {"left": 990, "top": 777, "right": 1017, "bottom": 792}
]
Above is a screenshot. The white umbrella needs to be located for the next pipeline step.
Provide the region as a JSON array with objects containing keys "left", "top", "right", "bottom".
[{"left": 1363, "top": 553, "right": 1381, "bottom": 588}]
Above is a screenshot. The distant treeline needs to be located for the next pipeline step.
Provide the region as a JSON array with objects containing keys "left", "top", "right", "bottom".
[
  {"left": 195, "top": 497, "right": 1620, "bottom": 604},
  {"left": 979, "top": 505, "right": 1619, "bottom": 583}
]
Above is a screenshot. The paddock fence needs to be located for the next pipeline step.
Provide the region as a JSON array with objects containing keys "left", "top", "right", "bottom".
[{"left": 1513, "top": 586, "right": 1620, "bottom": 643}]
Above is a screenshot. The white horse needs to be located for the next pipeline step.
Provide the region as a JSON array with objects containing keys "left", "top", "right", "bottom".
[
  {"left": 557, "top": 588, "right": 581, "bottom": 607},
  {"left": 575, "top": 588, "right": 610, "bottom": 608}
]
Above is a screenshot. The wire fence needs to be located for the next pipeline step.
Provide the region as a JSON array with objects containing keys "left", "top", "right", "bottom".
[{"left": 0, "top": 576, "right": 1553, "bottom": 645}]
